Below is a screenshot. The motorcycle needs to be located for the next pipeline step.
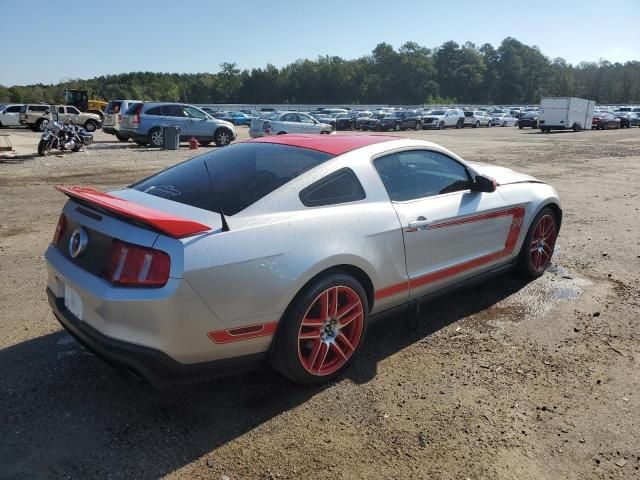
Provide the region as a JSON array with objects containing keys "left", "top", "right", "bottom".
[{"left": 37, "top": 117, "right": 93, "bottom": 156}]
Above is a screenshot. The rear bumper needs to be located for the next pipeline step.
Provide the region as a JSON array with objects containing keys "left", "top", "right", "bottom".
[{"left": 47, "top": 288, "right": 267, "bottom": 388}]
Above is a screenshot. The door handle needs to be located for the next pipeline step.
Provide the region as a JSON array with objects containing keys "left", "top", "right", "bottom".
[{"left": 407, "top": 216, "right": 429, "bottom": 231}]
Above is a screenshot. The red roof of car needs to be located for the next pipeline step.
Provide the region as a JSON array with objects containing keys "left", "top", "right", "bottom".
[{"left": 247, "top": 134, "right": 400, "bottom": 156}]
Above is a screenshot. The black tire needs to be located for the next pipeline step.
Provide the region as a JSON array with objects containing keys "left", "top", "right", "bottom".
[
  {"left": 474, "top": 121, "right": 480, "bottom": 128},
  {"left": 198, "top": 140, "right": 212, "bottom": 147},
  {"left": 320, "top": 130, "right": 331, "bottom": 135},
  {"left": 517, "top": 207, "right": 558, "bottom": 279},
  {"left": 36, "top": 118, "right": 49, "bottom": 132},
  {"left": 270, "top": 272, "right": 368, "bottom": 385},
  {"left": 415, "top": 122, "right": 421, "bottom": 131},
  {"left": 277, "top": 131, "right": 287, "bottom": 135},
  {"left": 394, "top": 123, "right": 400, "bottom": 131},
  {"left": 456, "top": 120, "right": 463, "bottom": 129},
  {"left": 503, "top": 121, "right": 507, "bottom": 127},
  {"left": 148, "top": 127, "right": 163, "bottom": 147},
  {"left": 214, "top": 128, "right": 232, "bottom": 146},
  {"left": 572, "top": 124, "right": 580, "bottom": 132},
  {"left": 115, "top": 132, "right": 128, "bottom": 142},
  {"left": 37, "top": 139, "right": 52, "bottom": 156},
  {"left": 519, "top": 125, "right": 524, "bottom": 129},
  {"left": 438, "top": 121, "right": 445, "bottom": 130},
  {"left": 84, "top": 120, "right": 98, "bottom": 132}
]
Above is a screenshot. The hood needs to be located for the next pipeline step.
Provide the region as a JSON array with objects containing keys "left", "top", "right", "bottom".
[
  {"left": 467, "top": 162, "right": 541, "bottom": 186},
  {"left": 425, "top": 115, "right": 444, "bottom": 119}
]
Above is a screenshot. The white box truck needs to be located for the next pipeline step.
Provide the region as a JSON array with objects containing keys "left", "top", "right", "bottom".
[{"left": 538, "top": 97, "right": 595, "bottom": 133}]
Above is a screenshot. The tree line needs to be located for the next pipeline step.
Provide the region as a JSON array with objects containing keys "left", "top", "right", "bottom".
[{"left": 1, "top": 37, "right": 638, "bottom": 106}]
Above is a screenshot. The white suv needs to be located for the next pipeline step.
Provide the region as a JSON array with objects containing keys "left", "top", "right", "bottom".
[
  {"left": 422, "top": 109, "right": 465, "bottom": 129},
  {"left": 249, "top": 111, "right": 333, "bottom": 138},
  {"left": 0, "top": 104, "right": 24, "bottom": 127}
]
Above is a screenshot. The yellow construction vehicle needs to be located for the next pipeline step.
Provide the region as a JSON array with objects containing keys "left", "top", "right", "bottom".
[{"left": 63, "top": 89, "right": 108, "bottom": 121}]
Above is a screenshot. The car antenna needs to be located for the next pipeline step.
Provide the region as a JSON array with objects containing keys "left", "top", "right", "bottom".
[{"left": 203, "top": 161, "right": 230, "bottom": 232}]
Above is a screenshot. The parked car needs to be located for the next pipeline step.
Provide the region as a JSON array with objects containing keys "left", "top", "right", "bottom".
[
  {"left": 46, "top": 134, "right": 562, "bottom": 387},
  {"left": 20, "top": 105, "right": 102, "bottom": 132},
  {"left": 345, "top": 111, "right": 373, "bottom": 130},
  {"left": 613, "top": 112, "right": 638, "bottom": 128},
  {"left": 102, "top": 100, "right": 139, "bottom": 141},
  {"left": 422, "top": 109, "right": 464, "bottom": 129},
  {"left": 491, "top": 113, "right": 518, "bottom": 127},
  {"left": 463, "top": 111, "right": 492, "bottom": 128},
  {"left": 517, "top": 112, "right": 539, "bottom": 129},
  {"left": 591, "top": 112, "right": 621, "bottom": 130},
  {"left": 334, "top": 113, "right": 354, "bottom": 131},
  {"left": 120, "top": 102, "right": 236, "bottom": 147},
  {"left": 0, "top": 104, "right": 24, "bottom": 127},
  {"left": 249, "top": 111, "right": 332, "bottom": 137},
  {"left": 228, "top": 112, "right": 256, "bottom": 126},
  {"left": 358, "top": 113, "right": 387, "bottom": 131},
  {"left": 19, "top": 104, "right": 52, "bottom": 131}
]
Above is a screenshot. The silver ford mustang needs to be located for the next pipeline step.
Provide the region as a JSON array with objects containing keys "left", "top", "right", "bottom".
[{"left": 45, "top": 134, "right": 561, "bottom": 387}]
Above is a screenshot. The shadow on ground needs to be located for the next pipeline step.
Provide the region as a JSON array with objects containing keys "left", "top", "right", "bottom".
[{"left": 0, "top": 273, "right": 528, "bottom": 479}]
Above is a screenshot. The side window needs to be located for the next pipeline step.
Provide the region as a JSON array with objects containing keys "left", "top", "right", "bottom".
[
  {"left": 281, "top": 113, "right": 298, "bottom": 122},
  {"left": 374, "top": 150, "right": 471, "bottom": 202},
  {"left": 146, "top": 106, "right": 163, "bottom": 116},
  {"left": 298, "top": 114, "right": 315, "bottom": 124},
  {"left": 183, "top": 106, "right": 207, "bottom": 119},
  {"left": 163, "top": 105, "right": 184, "bottom": 117},
  {"left": 300, "top": 168, "right": 366, "bottom": 207},
  {"left": 58, "top": 106, "right": 65, "bottom": 114},
  {"left": 6, "top": 106, "right": 21, "bottom": 113},
  {"left": 67, "top": 107, "right": 80, "bottom": 115}
]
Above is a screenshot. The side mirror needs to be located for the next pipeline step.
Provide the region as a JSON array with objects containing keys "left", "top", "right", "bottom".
[{"left": 470, "top": 174, "right": 496, "bottom": 193}]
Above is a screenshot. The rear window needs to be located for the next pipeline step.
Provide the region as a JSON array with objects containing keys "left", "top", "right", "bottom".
[
  {"left": 464, "top": 112, "right": 474, "bottom": 117},
  {"left": 131, "top": 143, "right": 334, "bottom": 216},
  {"left": 105, "top": 101, "right": 123, "bottom": 114}
]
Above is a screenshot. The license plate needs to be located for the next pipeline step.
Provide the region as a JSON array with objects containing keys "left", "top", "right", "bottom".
[{"left": 64, "top": 284, "right": 83, "bottom": 321}]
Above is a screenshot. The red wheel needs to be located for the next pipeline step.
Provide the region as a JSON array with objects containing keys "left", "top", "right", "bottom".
[
  {"left": 297, "top": 286, "right": 364, "bottom": 376},
  {"left": 530, "top": 214, "right": 557, "bottom": 272},
  {"left": 518, "top": 207, "right": 558, "bottom": 278},
  {"left": 271, "top": 273, "right": 368, "bottom": 384}
]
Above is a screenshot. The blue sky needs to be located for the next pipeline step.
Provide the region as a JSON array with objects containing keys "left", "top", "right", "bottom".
[{"left": 2, "top": 0, "right": 638, "bottom": 86}]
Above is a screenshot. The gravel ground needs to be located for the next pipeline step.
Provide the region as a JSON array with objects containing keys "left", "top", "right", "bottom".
[{"left": 0, "top": 126, "right": 639, "bottom": 479}]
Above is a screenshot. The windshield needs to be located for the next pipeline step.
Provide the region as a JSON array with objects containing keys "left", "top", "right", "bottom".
[
  {"left": 430, "top": 110, "right": 445, "bottom": 115},
  {"left": 131, "top": 143, "right": 334, "bottom": 216}
]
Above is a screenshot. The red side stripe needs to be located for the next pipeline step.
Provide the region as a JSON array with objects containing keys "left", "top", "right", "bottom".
[
  {"left": 375, "top": 207, "right": 525, "bottom": 299},
  {"left": 207, "top": 321, "right": 278, "bottom": 344}
]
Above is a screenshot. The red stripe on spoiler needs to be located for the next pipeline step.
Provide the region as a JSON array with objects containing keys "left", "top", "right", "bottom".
[{"left": 55, "top": 186, "right": 211, "bottom": 238}]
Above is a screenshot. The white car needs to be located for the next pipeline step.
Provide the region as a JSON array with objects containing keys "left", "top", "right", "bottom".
[
  {"left": 250, "top": 111, "right": 333, "bottom": 138},
  {"left": 422, "top": 109, "right": 465, "bottom": 129},
  {"left": 0, "top": 104, "right": 23, "bottom": 127},
  {"left": 491, "top": 113, "right": 518, "bottom": 127}
]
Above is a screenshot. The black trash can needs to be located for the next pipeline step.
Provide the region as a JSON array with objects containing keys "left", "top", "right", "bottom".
[{"left": 162, "top": 126, "right": 180, "bottom": 150}]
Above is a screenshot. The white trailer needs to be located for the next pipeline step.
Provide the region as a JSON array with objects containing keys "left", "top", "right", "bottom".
[{"left": 538, "top": 97, "right": 595, "bottom": 133}]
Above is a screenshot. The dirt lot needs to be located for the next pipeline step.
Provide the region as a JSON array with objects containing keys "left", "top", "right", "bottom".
[{"left": 1, "top": 125, "right": 639, "bottom": 480}]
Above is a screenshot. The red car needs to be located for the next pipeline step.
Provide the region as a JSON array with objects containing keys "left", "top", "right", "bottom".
[{"left": 592, "top": 112, "right": 621, "bottom": 130}]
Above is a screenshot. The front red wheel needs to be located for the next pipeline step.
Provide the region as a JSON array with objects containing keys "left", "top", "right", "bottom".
[
  {"left": 271, "top": 273, "right": 368, "bottom": 384},
  {"left": 530, "top": 214, "right": 557, "bottom": 272},
  {"left": 518, "top": 208, "right": 559, "bottom": 278}
]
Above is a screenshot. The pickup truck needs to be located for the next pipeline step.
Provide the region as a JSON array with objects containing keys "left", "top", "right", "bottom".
[{"left": 20, "top": 105, "right": 102, "bottom": 132}]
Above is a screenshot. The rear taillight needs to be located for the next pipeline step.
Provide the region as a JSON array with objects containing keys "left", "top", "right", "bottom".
[
  {"left": 263, "top": 121, "right": 272, "bottom": 134},
  {"left": 133, "top": 104, "right": 143, "bottom": 125},
  {"left": 105, "top": 240, "right": 170, "bottom": 287},
  {"left": 52, "top": 214, "right": 66, "bottom": 245}
]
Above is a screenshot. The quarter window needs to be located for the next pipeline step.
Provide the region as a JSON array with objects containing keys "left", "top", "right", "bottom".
[
  {"left": 374, "top": 150, "right": 471, "bottom": 202},
  {"left": 300, "top": 168, "right": 365, "bottom": 207}
]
